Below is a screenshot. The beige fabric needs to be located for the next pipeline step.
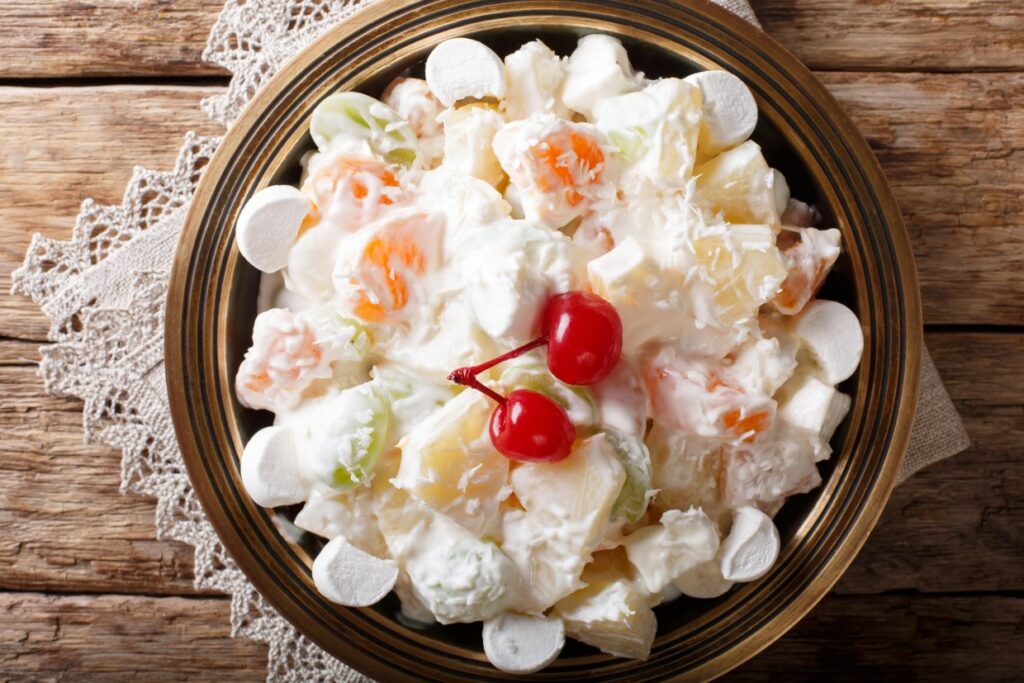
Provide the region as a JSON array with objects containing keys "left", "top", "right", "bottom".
[
  {"left": 10, "top": 0, "right": 967, "bottom": 681},
  {"left": 902, "top": 349, "right": 970, "bottom": 482}
]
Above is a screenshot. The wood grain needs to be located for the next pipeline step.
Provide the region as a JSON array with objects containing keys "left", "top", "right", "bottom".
[
  {"left": 0, "top": 330, "right": 1018, "bottom": 597},
  {"left": 1, "top": 1, "right": 1022, "bottom": 78},
  {"left": 753, "top": 0, "right": 1024, "bottom": 72},
  {"left": 835, "top": 332, "right": 1024, "bottom": 594},
  {"left": 822, "top": 72, "right": 1024, "bottom": 326},
  {"left": 2, "top": 75, "right": 1022, "bottom": 343},
  {"left": 0, "top": 593, "right": 267, "bottom": 681},
  {"left": 728, "top": 595, "right": 1024, "bottom": 682},
  {"left": 0, "top": 1, "right": 227, "bottom": 78},
  {"left": 0, "top": 356, "right": 202, "bottom": 595},
  {"left": 0, "top": 85, "right": 223, "bottom": 342}
]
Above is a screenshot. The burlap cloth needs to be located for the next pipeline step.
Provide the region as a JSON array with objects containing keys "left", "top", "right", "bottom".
[{"left": 11, "top": 0, "right": 969, "bottom": 680}]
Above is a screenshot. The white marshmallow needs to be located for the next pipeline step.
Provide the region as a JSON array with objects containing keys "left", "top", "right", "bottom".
[
  {"left": 562, "top": 34, "right": 642, "bottom": 119},
  {"left": 236, "top": 185, "right": 311, "bottom": 273},
  {"left": 791, "top": 300, "right": 864, "bottom": 384},
  {"left": 673, "top": 560, "right": 734, "bottom": 599},
  {"left": 683, "top": 70, "right": 758, "bottom": 156},
  {"left": 770, "top": 168, "right": 790, "bottom": 217},
  {"left": 311, "top": 536, "right": 398, "bottom": 607},
  {"left": 483, "top": 613, "right": 565, "bottom": 674},
  {"left": 777, "top": 372, "right": 851, "bottom": 447},
  {"left": 425, "top": 38, "right": 507, "bottom": 107},
  {"left": 718, "top": 506, "right": 780, "bottom": 582},
  {"left": 240, "top": 426, "right": 307, "bottom": 508}
]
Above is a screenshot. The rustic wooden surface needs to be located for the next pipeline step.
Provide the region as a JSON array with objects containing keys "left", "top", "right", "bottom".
[{"left": 0, "top": 1, "right": 1020, "bottom": 680}]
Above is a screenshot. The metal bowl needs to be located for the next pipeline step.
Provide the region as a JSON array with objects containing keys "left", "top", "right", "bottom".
[{"left": 166, "top": 0, "right": 922, "bottom": 679}]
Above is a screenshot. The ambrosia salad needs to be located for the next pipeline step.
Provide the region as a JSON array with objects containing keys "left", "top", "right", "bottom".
[{"left": 233, "top": 34, "right": 864, "bottom": 673}]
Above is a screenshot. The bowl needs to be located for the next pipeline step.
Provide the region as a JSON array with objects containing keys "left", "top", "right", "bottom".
[{"left": 166, "top": 0, "right": 922, "bottom": 679}]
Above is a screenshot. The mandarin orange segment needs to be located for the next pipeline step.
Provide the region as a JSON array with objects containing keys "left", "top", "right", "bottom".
[
  {"left": 349, "top": 222, "right": 431, "bottom": 323},
  {"left": 723, "top": 409, "right": 772, "bottom": 442},
  {"left": 302, "top": 157, "right": 401, "bottom": 216},
  {"left": 531, "top": 129, "right": 604, "bottom": 206}
]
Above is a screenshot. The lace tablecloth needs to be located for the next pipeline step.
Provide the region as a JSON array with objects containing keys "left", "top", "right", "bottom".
[{"left": 11, "top": 0, "right": 968, "bottom": 680}]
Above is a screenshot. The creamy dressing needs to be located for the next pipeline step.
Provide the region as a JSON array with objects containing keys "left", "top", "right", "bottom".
[{"left": 233, "top": 33, "right": 862, "bottom": 671}]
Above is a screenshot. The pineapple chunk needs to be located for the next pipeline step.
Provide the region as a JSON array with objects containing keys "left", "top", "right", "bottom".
[
  {"left": 594, "top": 78, "right": 703, "bottom": 186},
  {"left": 394, "top": 390, "right": 509, "bottom": 537},
  {"left": 554, "top": 549, "right": 657, "bottom": 660},
  {"left": 501, "top": 434, "right": 626, "bottom": 611},
  {"left": 691, "top": 225, "right": 787, "bottom": 327},
  {"left": 694, "top": 141, "right": 779, "bottom": 226},
  {"left": 622, "top": 508, "right": 720, "bottom": 596},
  {"left": 647, "top": 425, "right": 727, "bottom": 526}
]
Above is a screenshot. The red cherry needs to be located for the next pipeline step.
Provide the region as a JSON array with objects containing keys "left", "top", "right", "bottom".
[
  {"left": 489, "top": 389, "right": 575, "bottom": 463},
  {"left": 542, "top": 291, "right": 623, "bottom": 385}
]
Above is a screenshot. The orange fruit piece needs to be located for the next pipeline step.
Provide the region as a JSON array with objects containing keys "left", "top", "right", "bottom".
[
  {"left": 301, "top": 157, "right": 401, "bottom": 228},
  {"left": 345, "top": 213, "right": 437, "bottom": 323},
  {"left": 530, "top": 128, "right": 605, "bottom": 207}
]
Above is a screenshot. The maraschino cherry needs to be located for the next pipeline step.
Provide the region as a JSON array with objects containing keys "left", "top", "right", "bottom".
[
  {"left": 543, "top": 291, "right": 623, "bottom": 385},
  {"left": 448, "top": 290, "right": 623, "bottom": 463}
]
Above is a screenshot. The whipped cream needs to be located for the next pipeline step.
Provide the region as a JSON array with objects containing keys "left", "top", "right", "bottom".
[{"left": 231, "top": 33, "right": 860, "bottom": 673}]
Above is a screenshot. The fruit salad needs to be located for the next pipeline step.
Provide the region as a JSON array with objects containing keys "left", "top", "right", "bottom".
[{"left": 234, "top": 34, "right": 864, "bottom": 673}]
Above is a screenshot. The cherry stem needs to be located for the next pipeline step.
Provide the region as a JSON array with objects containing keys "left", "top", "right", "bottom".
[{"left": 447, "top": 335, "right": 549, "bottom": 405}]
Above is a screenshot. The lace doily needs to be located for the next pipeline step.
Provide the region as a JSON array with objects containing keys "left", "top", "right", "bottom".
[{"left": 11, "top": 1, "right": 965, "bottom": 680}]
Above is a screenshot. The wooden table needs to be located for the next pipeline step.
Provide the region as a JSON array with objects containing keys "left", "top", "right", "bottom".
[{"left": 0, "top": 1, "right": 1021, "bottom": 680}]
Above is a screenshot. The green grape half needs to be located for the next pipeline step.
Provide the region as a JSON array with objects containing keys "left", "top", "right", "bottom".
[
  {"left": 310, "top": 91, "right": 419, "bottom": 168},
  {"left": 305, "top": 382, "right": 390, "bottom": 490},
  {"left": 605, "top": 429, "right": 653, "bottom": 523}
]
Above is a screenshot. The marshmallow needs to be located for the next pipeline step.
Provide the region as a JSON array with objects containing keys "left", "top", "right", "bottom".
[
  {"left": 791, "top": 299, "right": 864, "bottom": 385},
  {"left": 236, "top": 185, "right": 311, "bottom": 273},
  {"left": 240, "top": 426, "right": 307, "bottom": 508},
  {"left": 311, "top": 536, "right": 398, "bottom": 607},
  {"left": 719, "top": 506, "right": 781, "bottom": 582},
  {"left": 425, "top": 38, "right": 507, "bottom": 107},
  {"left": 777, "top": 372, "right": 851, "bottom": 447},
  {"left": 673, "top": 560, "right": 734, "bottom": 599},
  {"left": 483, "top": 613, "right": 565, "bottom": 674},
  {"left": 562, "top": 34, "right": 642, "bottom": 119},
  {"left": 684, "top": 70, "right": 758, "bottom": 156},
  {"left": 770, "top": 168, "right": 790, "bottom": 217}
]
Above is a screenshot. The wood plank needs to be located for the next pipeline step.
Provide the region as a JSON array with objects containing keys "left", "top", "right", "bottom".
[
  {"left": 0, "top": 1, "right": 1021, "bottom": 78},
  {"left": 0, "top": 331, "right": 1018, "bottom": 596},
  {"left": 836, "top": 334, "right": 1024, "bottom": 593},
  {"left": 0, "top": 1, "right": 227, "bottom": 78},
  {"left": 0, "top": 593, "right": 266, "bottom": 681},
  {"left": 0, "top": 592, "right": 1017, "bottom": 680},
  {"left": 727, "top": 595, "right": 1024, "bottom": 682},
  {"left": 820, "top": 71, "right": 1024, "bottom": 326},
  {"left": 2, "top": 74, "right": 1021, "bottom": 343},
  {"left": 0, "top": 353, "right": 204, "bottom": 595},
  {"left": 0, "top": 85, "right": 223, "bottom": 342},
  {"left": 754, "top": 0, "right": 1024, "bottom": 71}
]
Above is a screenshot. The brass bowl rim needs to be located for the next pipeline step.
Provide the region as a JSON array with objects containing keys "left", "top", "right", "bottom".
[{"left": 166, "top": 0, "right": 923, "bottom": 680}]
